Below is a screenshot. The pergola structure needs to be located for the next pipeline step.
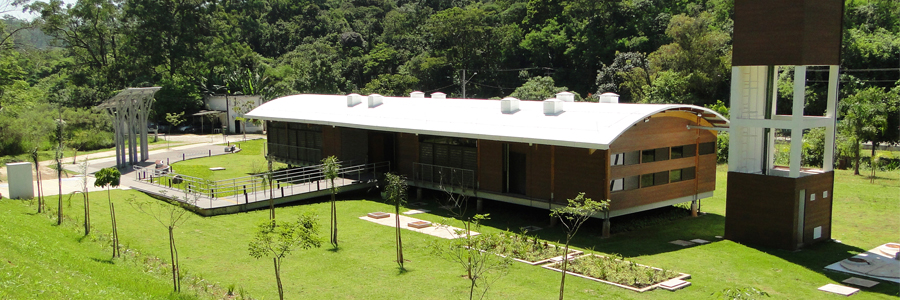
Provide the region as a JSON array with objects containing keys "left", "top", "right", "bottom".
[{"left": 98, "top": 87, "right": 161, "bottom": 168}]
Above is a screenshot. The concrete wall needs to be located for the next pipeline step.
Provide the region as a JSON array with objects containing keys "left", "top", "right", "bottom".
[{"left": 205, "top": 95, "right": 264, "bottom": 134}]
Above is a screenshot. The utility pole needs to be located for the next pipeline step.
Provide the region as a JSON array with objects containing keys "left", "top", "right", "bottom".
[{"left": 462, "top": 69, "right": 466, "bottom": 99}]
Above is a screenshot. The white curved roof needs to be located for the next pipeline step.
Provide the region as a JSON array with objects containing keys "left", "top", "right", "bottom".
[{"left": 246, "top": 94, "right": 729, "bottom": 150}]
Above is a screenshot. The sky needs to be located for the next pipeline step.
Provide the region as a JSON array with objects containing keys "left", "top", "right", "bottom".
[{"left": 2, "top": 0, "right": 77, "bottom": 21}]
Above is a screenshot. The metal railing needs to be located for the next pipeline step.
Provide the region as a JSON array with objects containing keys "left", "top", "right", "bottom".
[
  {"left": 412, "top": 163, "right": 475, "bottom": 191},
  {"left": 138, "top": 161, "right": 390, "bottom": 205}
]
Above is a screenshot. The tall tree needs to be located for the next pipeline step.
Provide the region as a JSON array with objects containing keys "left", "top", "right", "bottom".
[
  {"left": 840, "top": 86, "right": 898, "bottom": 176},
  {"left": 550, "top": 192, "right": 609, "bottom": 300},
  {"left": 94, "top": 166, "right": 120, "bottom": 258},
  {"left": 78, "top": 158, "right": 90, "bottom": 235},
  {"left": 248, "top": 214, "right": 321, "bottom": 300},
  {"left": 321, "top": 155, "right": 340, "bottom": 249},
  {"left": 383, "top": 173, "right": 408, "bottom": 269},
  {"left": 129, "top": 192, "right": 195, "bottom": 292}
]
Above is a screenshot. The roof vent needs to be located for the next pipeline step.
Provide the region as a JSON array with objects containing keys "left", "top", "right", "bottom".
[
  {"left": 347, "top": 93, "right": 362, "bottom": 107},
  {"left": 368, "top": 94, "right": 383, "bottom": 108},
  {"left": 598, "top": 92, "right": 620, "bottom": 103},
  {"left": 543, "top": 98, "right": 564, "bottom": 115},
  {"left": 500, "top": 97, "right": 520, "bottom": 114},
  {"left": 410, "top": 91, "right": 425, "bottom": 98},
  {"left": 431, "top": 92, "right": 446, "bottom": 99},
  {"left": 556, "top": 91, "right": 576, "bottom": 102}
]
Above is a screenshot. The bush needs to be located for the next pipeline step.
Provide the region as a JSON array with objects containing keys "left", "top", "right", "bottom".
[{"left": 716, "top": 132, "right": 729, "bottom": 164}]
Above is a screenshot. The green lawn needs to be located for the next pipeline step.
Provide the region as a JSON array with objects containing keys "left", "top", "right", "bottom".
[
  {"left": 2, "top": 165, "right": 897, "bottom": 299},
  {"left": 0, "top": 199, "right": 217, "bottom": 300},
  {"left": 170, "top": 139, "right": 287, "bottom": 181}
]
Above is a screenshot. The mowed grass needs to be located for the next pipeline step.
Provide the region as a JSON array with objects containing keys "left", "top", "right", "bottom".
[
  {"left": 3, "top": 164, "right": 898, "bottom": 299},
  {"left": 170, "top": 139, "right": 287, "bottom": 181},
  {"left": 0, "top": 199, "right": 208, "bottom": 300}
]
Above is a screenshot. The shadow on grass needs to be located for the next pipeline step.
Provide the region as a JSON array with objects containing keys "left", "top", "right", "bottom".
[
  {"left": 397, "top": 265, "right": 411, "bottom": 275},
  {"left": 90, "top": 257, "right": 115, "bottom": 265},
  {"left": 744, "top": 241, "right": 900, "bottom": 297}
]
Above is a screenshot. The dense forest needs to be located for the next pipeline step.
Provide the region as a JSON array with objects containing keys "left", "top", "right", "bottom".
[{"left": 1, "top": 0, "right": 898, "bottom": 162}]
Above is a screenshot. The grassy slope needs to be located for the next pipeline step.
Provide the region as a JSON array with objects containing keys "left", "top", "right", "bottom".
[
  {"left": 0, "top": 200, "right": 201, "bottom": 300},
  {"left": 2, "top": 164, "right": 897, "bottom": 299}
]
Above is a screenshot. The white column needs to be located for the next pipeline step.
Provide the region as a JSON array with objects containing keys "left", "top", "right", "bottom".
[
  {"left": 728, "top": 67, "right": 743, "bottom": 172},
  {"left": 789, "top": 66, "right": 807, "bottom": 177},
  {"left": 823, "top": 65, "right": 839, "bottom": 171}
]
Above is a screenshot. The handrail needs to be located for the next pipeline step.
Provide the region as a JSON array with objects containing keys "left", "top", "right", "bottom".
[
  {"left": 137, "top": 161, "right": 391, "bottom": 205},
  {"left": 412, "top": 162, "right": 476, "bottom": 191}
]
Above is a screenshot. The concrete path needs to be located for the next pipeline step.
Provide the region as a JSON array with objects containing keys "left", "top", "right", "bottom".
[{"left": 359, "top": 213, "right": 479, "bottom": 239}]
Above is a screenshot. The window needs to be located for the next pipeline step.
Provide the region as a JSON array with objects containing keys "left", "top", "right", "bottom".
[
  {"left": 640, "top": 174, "right": 654, "bottom": 188},
  {"left": 671, "top": 144, "right": 697, "bottom": 159},
  {"left": 669, "top": 169, "right": 682, "bottom": 182},
  {"left": 610, "top": 178, "right": 624, "bottom": 191},
  {"left": 654, "top": 171, "right": 668, "bottom": 185},
  {"left": 641, "top": 149, "right": 656, "bottom": 163},
  {"left": 681, "top": 167, "right": 696, "bottom": 180},
  {"left": 698, "top": 142, "right": 715, "bottom": 155},
  {"left": 624, "top": 176, "right": 639, "bottom": 190},
  {"left": 611, "top": 151, "right": 640, "bottom": 166},
  {"left": 655, "top": 148, "right": 669, "bottom": 162}
]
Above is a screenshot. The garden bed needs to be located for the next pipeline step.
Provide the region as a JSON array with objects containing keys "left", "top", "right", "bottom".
[
  {"left": 541, "top": 254, "right": 689, "bottom": 292},
  {"left": 472, "top": 232, "right": 582, "bottom": 265}
]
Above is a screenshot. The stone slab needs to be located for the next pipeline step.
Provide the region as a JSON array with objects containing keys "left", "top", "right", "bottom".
[
  {"left": 842, "top": 277, "right": 879, "bottom": 288},
  {"left": 670, "top": 240, "right": 695, "bottom": 247},
  {"left": 209, "top": 167, "right": 225, "bottom": 171},
  {"left": 659, "top": 279, "right": 691, "bottom": 291},
  {"left": 825, "top": 243, "right": 900, "bottom": 283},
  {"left": 359, "top": 213, "right": 478, "bottom": 239},
  {"left": 402, "top": 209, "right": 430, "bottom": 215},
  {"left": 689, "top": 239, "right": 710, "bottom": 244},
  {"left": 818, "top": 284, "right": 859, "bottom": 296},
  {"left": 521, "top": 225, "right": 543, "bottom": 232}
]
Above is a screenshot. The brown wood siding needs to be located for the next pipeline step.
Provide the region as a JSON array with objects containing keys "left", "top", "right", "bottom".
[
  {"left": 608, "top": 115, "right": 718, "bottom": 210},
  {"left": 609, "top": 116, "right": 715, "bottom": 154},
  {"left": 396, "top": 133, "right": 417, "bottom": 177},
  {"left": 697, "top": 154, "right": 717, "bottom": 193},
  {"left": 529, "top": 144, "right": 552, "bottom": 200},
  {"left": 610, "top": 180, "right": 697, "bottom": 211},
  {"left": 553, "top": 147, "right": 607, "bottom": 204},
  {"left": 478, "top": 140, "right": 503, "bottom": 192},
  {"left": 733, "top": 0, "right": 842, "bottom": 66},
  {"left": 724, "top": 171, "right": 834, "bottom": 250},
  {"left": 799, "top": 172, "right": 834, "bottom": 244},
  {"left": 322, "top": 126, "right": 341, "bottom": 158},
  {"left": 724, "top": 172, "right": 801, "bottom": 249}
]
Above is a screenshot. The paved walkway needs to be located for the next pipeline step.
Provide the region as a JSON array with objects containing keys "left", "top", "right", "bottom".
[{"left": 359, "top": 213, "right": 479, "bottom": 239}]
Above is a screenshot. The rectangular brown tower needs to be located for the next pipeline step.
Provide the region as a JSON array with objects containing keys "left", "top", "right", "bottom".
[{"left": 724, "top": 0, "right": 843, "bottom": 250}]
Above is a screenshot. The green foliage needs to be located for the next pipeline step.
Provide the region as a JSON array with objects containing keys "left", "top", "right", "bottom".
[
  {"left": 472, "top": 230, "right": 569, "bottom": 263},
  {"left": 155, "top": 77, "right": 202, "bottom": 123},
  {"left": 716, "top": 132, "right": 729, "bottom": 164},
  {"left": 560, "top": 253, "right": 680, "bottom": 289},
  {"left": 248, "top": 215, "right": 322, "bottom": 261},
  {"left": 383, "top": 172, "right": 408, "bottom": 269},
  {"left": 94, "top": 167, "right": 121, "bottom": 189},
  {"left": 360, "top": 73, "right": 420, "bottom": 96},
  {"left": 714, "top": 286, "right": 771, "bottom": 300},
  {"left": 509, "top": 76, "right": 580, "bottom": 101}
]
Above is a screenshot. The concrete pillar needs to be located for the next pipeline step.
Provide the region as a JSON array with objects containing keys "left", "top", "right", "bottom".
[
  {"left": 602, "top": 218, "right": 611, "bottom": 238},
  {"left": 691, "top": 200, "right": 699, "bottom": 217},
  {"left": 416, "top": 187, "right": 423, "bottom": 201},
  {"left": 476, "top": 198, "right": 484, "bottom": 213},
  {"left": 6, "top": 162, "right": 34, "bottom": 199}
]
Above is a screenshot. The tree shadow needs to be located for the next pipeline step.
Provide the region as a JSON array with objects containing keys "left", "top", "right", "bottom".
[
  {"left": 90, "top": 257, "right": 115, "bottom": 265},
  {"left": 396, "top": 265, "right": 411, "bottom": 275}
]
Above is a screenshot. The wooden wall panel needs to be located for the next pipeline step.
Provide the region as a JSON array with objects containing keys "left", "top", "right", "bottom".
[
  {"left": 396, "top": 133, "right": 417, "bottom": 177},
  {"left": 799, "top": 172, "right": 834, "bottom": 244},
  {"left": 529, "top": 145, "right": 552, "bottom": 200},
  {"left": 733, "top": 0, "right": 843, "bottom": 66},
  {"left": 610, "top": 180, "right": 697, "bottom": 211},
  {"left": 725, "top": 172, "right": 800, "bottom": 249},
  {"left": 322, "top": 126, "right": 341, "bottom": 158},
  {"left": 478, "top": 140, "right": 503, "bottom": 192},
  {"left": 609, "top": 116, "right": 716, "bottom": 153},
  {"left": 697, "top": 154, "right": 717, "bottom": 193},
  {"left": 610, "top": 157, "right": 697, "bottom": 178},
  {"left": 553, "top": 147, "right": 607, "bottom": 204}
]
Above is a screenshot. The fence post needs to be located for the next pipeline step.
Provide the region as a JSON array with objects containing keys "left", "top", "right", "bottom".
[
  {"left": 243, "top": 184, "right": 248, "bottom": 204},
  {"left": 281, "top": 187, "right": 284, "bottom": 198},
  {"left": 182, "top": 153, "right": 185, "bottom": 161},
  {"left": 167, "top": 158, "right": 169, "bottom": 165},
  {"left": 150, "top": 175, "right": 153, "bottom": 183},
  {"left": 209, "top": 150, "right": 211, "bottom": 157}
]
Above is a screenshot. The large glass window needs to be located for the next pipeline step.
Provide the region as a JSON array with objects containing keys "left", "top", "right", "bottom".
[
  {"left": 611, "top": 151, "right": 640, "bottom": 166},
  {"left": 698, "top": 142, "right": 716, "bottom": 155}
]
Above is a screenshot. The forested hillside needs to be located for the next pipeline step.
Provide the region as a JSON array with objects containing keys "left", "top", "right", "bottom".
[{"left": 1, "top": 0, "right": 898, "bottom": 158}]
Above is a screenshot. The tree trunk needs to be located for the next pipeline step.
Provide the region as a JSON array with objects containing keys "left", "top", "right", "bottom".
[
  {"left": 57, "top": 169, "right": 63, "bottom": 225},
  {"left": 84, "top": 192, "right": 90, "bottom": 235},
  {"left": 268, "top": 161, "right": 275, "bottom": 220},
  {"left": 853, "top": 142, "right": 861, "bottom": 175},
  {"left": 871, "top": 142, "right": 877, "bottom": 182},
  {"left": 558, "top": 239, "right": 571, "bottom": 300},
  {"left": 168, "top": 226, "right": 178, "bottom": 292},
  {"left": 274, "top": 257, "right": 284, "bottom": 300},
  {"left": 34, "top": 160, "right": 43, "bottom": 213},
  {"left": 330, "top": 180, "right": 338, "bottom": 247},
  {"left": 395, "top": 205, "right": 403, "bottom": 268}
]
